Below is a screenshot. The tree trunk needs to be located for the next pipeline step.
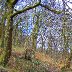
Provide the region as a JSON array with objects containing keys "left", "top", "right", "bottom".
[
  {"left": 32, "top": 15, "right": 39, "bottom": 50},
  {"left": 63, "top": 49, "right": 72, "bottom": 69},
  {"left": 1, "top": 21, "right": 5, "bottom": 48},
  {"left": 0, "top": 9, "right": 7, "bottom": 48},
  {"left": 0, "top": 3, "right": 13, "bottom": 66}
]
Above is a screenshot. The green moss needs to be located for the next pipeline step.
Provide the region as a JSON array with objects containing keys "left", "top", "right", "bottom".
[{"left": 0, "top": 50, "right": 6, "bottom": 65}]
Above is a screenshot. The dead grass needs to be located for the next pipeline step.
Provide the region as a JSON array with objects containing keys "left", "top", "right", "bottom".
[
  {"left": 35, "top": 52, "right": 65, "bottom": 70},
  {"left": 0, "top": 47, "right": 72, "bottom": 72}
]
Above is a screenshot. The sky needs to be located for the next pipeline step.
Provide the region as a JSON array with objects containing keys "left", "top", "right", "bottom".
[
  {"left": 56, "top": 0, "right": 72, "bottom": 8},
  {"left": 15, "top": 0, "right": 72, "bottom": 11},
  {"left": 14, "top": 0, "right": 72, "bottom": 49}
]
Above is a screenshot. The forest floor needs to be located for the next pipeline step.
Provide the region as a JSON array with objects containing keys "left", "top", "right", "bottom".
[{"left": 0, "top": 47, "right": 72, "bottom": 72}]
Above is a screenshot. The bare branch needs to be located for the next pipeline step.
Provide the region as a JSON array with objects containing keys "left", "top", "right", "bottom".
[
  {"left": 11, "top": 0, "right": 63, "bottom": 18},
  {"left": 12, "top": 0, "right": 19, "bottom": 6},
  {"left": 40, "top": 4, "right": 63, "bottom": 14},
  {"left": 11, "top": 1, "right": 41, "bottom": 18}
]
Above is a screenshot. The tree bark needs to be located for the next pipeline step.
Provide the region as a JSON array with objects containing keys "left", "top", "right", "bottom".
[
  {"left": 0, "top": 2, "right": 13, "bottom": 66},
  {"left": 32, "top": 15, "right": 39, "bottom": 50},
  {"left": 1, "top": 16, "right": 6, "bottom": 48}
]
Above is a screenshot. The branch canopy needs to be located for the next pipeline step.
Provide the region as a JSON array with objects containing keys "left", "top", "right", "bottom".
[
  {"left": 12, "top": 1, "right": 63, "bottom": 18},
  {"left": 40, "top": 4, "right": 63, "bottom": 14},
  {"left": 11, "top": 2, "right": 40, "bottom": 18}
]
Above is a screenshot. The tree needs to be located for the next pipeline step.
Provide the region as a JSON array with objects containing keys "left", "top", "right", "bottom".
[
  {"left": 0, "top": 0, "right": 62, "bottom": 66},
  {"left": 61, "top": 0, "right": 72, "bottom": 69},
  {"left": 31, "top": 14, "right": 40, "bottom": 49}
]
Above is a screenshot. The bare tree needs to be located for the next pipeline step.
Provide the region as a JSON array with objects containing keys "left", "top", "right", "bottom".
[{"left": 0, "top": 0, "right": 62, "bottom": 66}]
